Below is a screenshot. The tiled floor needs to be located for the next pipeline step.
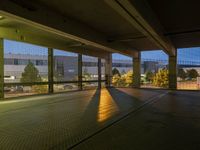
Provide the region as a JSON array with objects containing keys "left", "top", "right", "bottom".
[
  {"left": 74, "top": 90, "right": 200, "bottom": 150},
  {"left": 1, "top": 88, "right": 200, "bottom": 150},
  {"left": 0, "top": 88, "right": 164, "bottom": 150}
]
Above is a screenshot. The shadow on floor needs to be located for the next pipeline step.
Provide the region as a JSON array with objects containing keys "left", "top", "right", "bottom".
[{"left": 107, "top": 88, "right": 143, "bottom": 111}]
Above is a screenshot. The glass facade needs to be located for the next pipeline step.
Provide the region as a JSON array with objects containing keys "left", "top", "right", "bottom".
[{"left": 53, "top": 49, "right": 78, "bottom": 82}]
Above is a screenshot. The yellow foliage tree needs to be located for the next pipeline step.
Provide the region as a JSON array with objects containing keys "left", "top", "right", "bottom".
[
  {"left": 112, "top": 70, "right": 133, "bottom": 87},
  {"left": 153, "top": 69, "right": 168, "bottom": 87},
  {"left": 112, "top": 74, "right": 121, "bottom": 87}
]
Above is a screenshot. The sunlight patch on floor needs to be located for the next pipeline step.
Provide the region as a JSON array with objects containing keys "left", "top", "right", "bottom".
[{"left": 97, "top": 89, "right": 119, "bottom": 123}]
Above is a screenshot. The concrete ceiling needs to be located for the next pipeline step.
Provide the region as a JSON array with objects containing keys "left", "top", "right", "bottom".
[
  {"left": 31, "top": 0, "right": 141, "bottom": 37},
  {"left": 29, "top": 0, "right": 162, "bottom": 51},
  {"left": 0, "top": 0, "right": 199, "bottom": 56},
  {"left": 0, "top": 17, "right": 111, "bottom": 59},
  {"left": 146, "top": 0, "right": 200, "bottom": 48}
]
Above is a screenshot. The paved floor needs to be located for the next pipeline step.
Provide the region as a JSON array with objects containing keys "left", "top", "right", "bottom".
[{"left": 0, "top": 88, "right": 200, "bottom": 150}]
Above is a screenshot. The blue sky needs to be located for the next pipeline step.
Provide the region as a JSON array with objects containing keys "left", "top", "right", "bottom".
[
  {"left": 4, "top": 39, "right": 200, "bottom": 64},
  {"left": 4, "top": 39, "right": 77, "bottom": 56},
  {"left": 111, "top": 49, "right": 200, "bottom": 65}
]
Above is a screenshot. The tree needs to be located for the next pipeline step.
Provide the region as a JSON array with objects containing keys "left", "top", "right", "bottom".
[
  {"left": 187, "top": 69, "right": 199, "bottom": 79},
  {"left": 153, "top": 69, "right": 168, "bottom": 87},
  {"left": 21, "top": 62, "right": 47, "bottom": 94},
  {"left": 112, "top": 70, "right": 133, "bottom": 87},
  {"left": 112, "top": 68, "right": 121, "bottom": 76},
  {"left": 121, "top": 70, "right": 134, "bottom": 87},
  {"left": 178, "top": 68, "right": 187, "bottom": 80},
  {"left": 112, "top": 74, "right": 121, "bottom": 87},
  {"left": 145, "top": 71, "right": 154, "bottom": 82},
  {"left": 121, "top": 69, "right": 126, "bottom": 75},
  {"left": 21, "top": 62, "right": 42, "bottom": 83}
]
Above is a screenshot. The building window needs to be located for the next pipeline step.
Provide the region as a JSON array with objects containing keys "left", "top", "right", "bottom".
[{"left": 14, "top": 59, "right": 18, "bottom": 65}]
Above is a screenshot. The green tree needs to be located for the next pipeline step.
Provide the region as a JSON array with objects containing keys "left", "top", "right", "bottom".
[
  {"left": 153, "top": 69, "right": 168, "bottom": 87},
  {"left": 112, "top": 68, "right": 121, "bottom": 76},
  {"left": 20, "top": 62, "right": 47, "bottom": 94},
  {"left": 20, "top": 62, "right": 42, "bottom": 83},
  {"left": 187, "top": 69, "right": 199, "bottom": 79},
  {"left": 145, "top": 71, "right": 154, "bottom": 82},
  {"left": 178, "top": 68, "right": 187, "bottom": 80}
]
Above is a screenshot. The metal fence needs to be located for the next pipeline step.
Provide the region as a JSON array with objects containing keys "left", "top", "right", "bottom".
[
  {"left": 140, "top": 51, "right": 169, "bottom": 89},
  {"left": 111, "top": 53, "right": 133, "bottom": 87},
  {"left": 177, "top": 48, "right": 200, "bottom": 90},
  {"left": 3, "top": 40, "right": 200, "bottom": 99},
  {"left": 3, "top": 39, "right": 106, "bottom": 98}
]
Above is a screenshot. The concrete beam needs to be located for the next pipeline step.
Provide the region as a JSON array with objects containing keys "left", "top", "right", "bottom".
[
  {"left": 0, "top": 27, "right": 110, "bottom": 59},
  {"left": 0, "top": 1, "right": 137, "bottom": 56},
  {"left": 105, "top": 0, "right": 176, "bottom": 56}
]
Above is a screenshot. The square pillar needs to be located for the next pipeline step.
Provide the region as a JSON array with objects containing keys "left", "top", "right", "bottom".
[
  {"left": 0, "top": 38, "right": 4, "bottom": 99},
  {"left": 105, "top": 53, "right": 112, "bottom": 87},
  {"left": 169, "top": 51, "right": 177, "bottom": 90},
  {"left": 48, "top": 48, "right": 54, "bottom": 93},
  {"left": 78, "top": 54, "right": 83, "bottom": 90},
  {"left": 133, "top": 52, "right": 141, "bottom": 88},
  {"left": 98, "top": 58, "right": 102, "bottom": 88}
]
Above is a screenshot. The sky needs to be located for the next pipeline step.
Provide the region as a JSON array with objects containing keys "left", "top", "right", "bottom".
[{"left": 4, "top": 39, "right": 200, "bottom": 64}]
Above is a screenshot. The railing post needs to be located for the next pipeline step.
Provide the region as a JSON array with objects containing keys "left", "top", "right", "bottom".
[
  {"left": 0, "top": 38, "right": 4, "bottom": 99},
  {"left": 78, "top": 54, "right": 83, "bottom": 90},
  {"left": 169, "top": 50, "right": 177, "bottom": 90},
  {"left": 48, "top": 48, "right": 54, "bottom": 93},
  {"left": 98, "top": 58, "right": 102, "bottom": 88},
  {"left": 133, "top": 52, "right": 141, "bottom": 88}
]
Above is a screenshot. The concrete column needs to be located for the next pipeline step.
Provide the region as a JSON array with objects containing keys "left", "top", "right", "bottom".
[
  {"left": 78, "top": 54, "right": 83, "bottom": 90},
  {"left": 169, "top": 50, "right": 177, "bottom": 90},
  {"left": 48, "top": 48, "right": 54, "bottom": 93},
  {"left": 0, "top": 39, "right": 4, "bottom": 99},
  {"left": 105, "top": 53, "right": 112, "bottom": 87},
  {"left": 133, "top": 52, "right": 141, "bottom": 88},
  {"left": 98, "top": 58, "right": 102, "bottom": 88}
]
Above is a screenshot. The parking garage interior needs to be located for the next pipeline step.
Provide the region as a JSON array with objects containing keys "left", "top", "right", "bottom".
[{"left": 1, "top": 0, "right": 200, "bottom": 149}]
